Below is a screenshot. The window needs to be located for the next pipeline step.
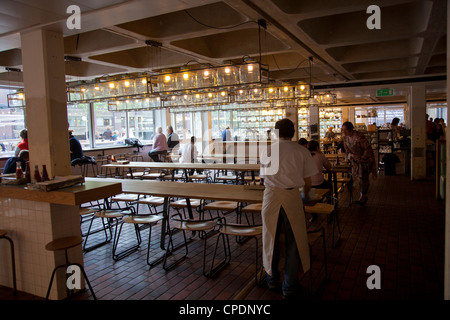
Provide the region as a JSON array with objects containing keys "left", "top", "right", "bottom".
[
  {"left": 67, "top": 103, "right": 90, "bottom": 149},
  {"left": 0, "top": 88, "right": 26, "bottom": 154},
  {"left": 93, "top": 102, "right": 127, "bottom": 148},
  {"left": 126, "top": 109, "right": 155, "bottom": 144}
]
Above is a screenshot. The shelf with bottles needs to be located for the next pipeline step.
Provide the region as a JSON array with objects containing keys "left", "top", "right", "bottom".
[
  {"left": 377, "top": 128, "right": 393, "bottom": 154},
  {"left": 298, "top": 107, "right": 309, "bottom": 138},
  {"left": 319, "top": 107, "right": 342, "bottom": 138}
]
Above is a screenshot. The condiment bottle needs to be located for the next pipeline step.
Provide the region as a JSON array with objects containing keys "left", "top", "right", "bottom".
[
  {"left": 16, "top": 161, "right": 23, "bottom": 179},
  {"left": 34, "top": 165, "right": 41, "bottom": 182},
  {"left": 25, "top": 161, "right": 31, "bottom": 181},
  {"left": 41, "top": 164, "right": 49, "bottom": 181}
]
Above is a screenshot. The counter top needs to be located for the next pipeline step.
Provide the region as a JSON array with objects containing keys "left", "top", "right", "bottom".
[{"left": 0, "top": 180, "right": 122, "bottom": 206}]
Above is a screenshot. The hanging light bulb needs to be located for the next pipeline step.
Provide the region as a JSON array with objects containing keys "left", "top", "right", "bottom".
[
  {"left": 164, "top": 75, "right": 171, "bottom": 82},
  {"left": 124, "top": 80, "right": 130, "bottom": 87}
]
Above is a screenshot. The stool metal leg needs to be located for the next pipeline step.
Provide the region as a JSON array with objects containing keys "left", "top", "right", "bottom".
[{"left": 1, "top": 236, "right": 17, "bottom": 295}]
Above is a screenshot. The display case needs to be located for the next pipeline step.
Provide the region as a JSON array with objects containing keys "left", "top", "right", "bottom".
[
  {"left": 234, "top": 108, "right": 285, "bottom": 140},
  {"left": 319, "top": 107, "right": 342, "bottom": 139},
  {"left": 298, "top": 107, "right": 309, "bottom": 138}
]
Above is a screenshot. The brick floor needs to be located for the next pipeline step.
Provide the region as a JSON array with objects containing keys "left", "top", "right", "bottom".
[{"left": 0, "top": 174, "right": 445, "bottom": 301}]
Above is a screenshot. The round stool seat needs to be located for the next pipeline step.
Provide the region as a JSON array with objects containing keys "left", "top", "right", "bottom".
[
  {"left": 123, "top": 215, "right": 163, "bottom": 225},
  {"left": 220, "top": 224, "right": 262, "bottom": 237},
  {"left": 172, "top": 219, "right": 217, "bottom": 232},
  {"left": 94, "top": 210, "right": 125, "bottom": 219},
  {"left": 0, "top": 230, "right": 7, "bottom": 237},
  {"left": 45, "top": 236, "right": 83, "bottom": 252},
  {"left": 170, "top": 199, "right": 201, "bottom": 208},
  {"left": 204, "top": 201, "right": 238, "bottom": 211}
]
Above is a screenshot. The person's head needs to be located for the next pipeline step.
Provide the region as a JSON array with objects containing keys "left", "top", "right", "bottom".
[
  {"left": 275, "top": 118, "right": 295, "bottom": 139},
  {"left": 157, "top": 127, "right": 163, "bottom": 134},
  {"left": 190, "top": 136, "right": 196, "bottom": 144},
  {"left": 342, "top": 121, "right": 354, "bottom": 137},
  {"left": 328, "top": 127, "right": 334, "bottom": 132},
  {"left": 18, "top": 149, "right": 29, "bottom": 161},
  {"left": 226, "top": 126, "right": 230, "bottom": 130},
  {"left": 167, "top": 126, "right": 174, "bottom": 134},
  {"left": 307, "top": 140, "right": 320, "bottom": 153},
  {"left": 20, "top": 129, "right": 27, "bottom": 140},
  {"left": 392, "top": 118, "right": 400, "bottom": 126},
  {"left": 434, "top": 118, "right": 440, "bottom": 124},
  {"left": 298, "top": 138, "right": 308, "bottom": 147},
  {"left": 426, "top": 114, "right": 429, "bottom": 120},
  {"left": 69, "top": 130, "right": 74, "bottom": 137}
]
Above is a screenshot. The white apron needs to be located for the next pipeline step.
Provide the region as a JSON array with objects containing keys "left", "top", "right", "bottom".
[{"left": 261, "top": 186, "right": 310, "bottom": 276}]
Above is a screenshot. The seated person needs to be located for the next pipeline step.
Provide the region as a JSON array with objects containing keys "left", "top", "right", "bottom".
[
  {"left": 69, "top": 130, "right": 84, "bottom": 161},
  {"left": 167, "top": 126, "right": 180, "bottom": 150},
  {"left": 3, "top": 149, "right": 29, "bottom": 174},
  {"left": 298, "top": 138, "right": 308, "bottom": 148},
  {"left": 149, "top": 127, "right": 168, "bottom": 162},
  {"left": 307, "top": 140, "right": 332, "bottom": 189},
  {"left": 15, "top": 128, "right": 29, "bottom": 157}
]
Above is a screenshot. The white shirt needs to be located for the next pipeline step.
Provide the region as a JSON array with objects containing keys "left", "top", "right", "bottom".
[
  {"left": 179, "top": 143, "right": 198, "bottom": 163},
  {"left": 260, "top": 139, "right": 318, "bottom": 189}
]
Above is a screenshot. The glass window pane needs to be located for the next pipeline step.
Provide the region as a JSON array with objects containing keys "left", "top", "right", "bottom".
[
  {"left": 93, "top": 102, "right": 126, "bottom": 147},
  {"left": 0, "top": 88, "right": 26, "bottom": 154},
  {"left": 67, "top": 103, "right": 90, "bottom": 149},
  {"left": 126, "top": 109, "right": 155, "bottom": 144}
]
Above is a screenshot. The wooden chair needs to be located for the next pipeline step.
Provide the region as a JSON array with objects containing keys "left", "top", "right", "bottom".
[
  {"left": 170, "top": 198, "right": 203, "bottom": 219},
  {"left": 163, "top": 214, "right": 219, "bottom": 276},
  {"left": 114, "top": 214, "right": 164, "bottom": 266},
  {"left": 0, "top": 230, "right": 17, "bottom": 295},
  {"left": 304, "top": 197, "right": 341, "bottom": 248},
  {"left": 83, "top": 209, "right": 128, "bottom": 254},
  {"left": 210, "top": 221, "right": 264, "bottom": 285}
]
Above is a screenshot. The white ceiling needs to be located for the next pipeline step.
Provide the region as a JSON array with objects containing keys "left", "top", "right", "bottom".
[{"left": 0, "top": 0, "right": 447, "bottom": 105}]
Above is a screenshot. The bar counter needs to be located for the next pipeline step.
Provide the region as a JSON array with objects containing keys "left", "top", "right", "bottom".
[{"left": 0, "top": 180, "right": 121, "bottom": 299}]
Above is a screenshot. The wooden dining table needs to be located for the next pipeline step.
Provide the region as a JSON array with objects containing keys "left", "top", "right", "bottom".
[
  {"left": 102, "top": 161, "right": 261, "bottom": 183},
  {"left": 85, "top": 177, "right": 329, "bottom": 249}
]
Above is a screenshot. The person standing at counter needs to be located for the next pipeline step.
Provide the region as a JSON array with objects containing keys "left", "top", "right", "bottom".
[
  {"left": 342, "top": 121, "right": 376, "bottom": 205},
  {"left": 259, "top": 118, "right": 318, "bottom": 299},
  {"left": 149, "top": 127, "right": 168, "bottom": 162},
  {"left": 222, "top": 126, "right": 231, "bottom": 141}
]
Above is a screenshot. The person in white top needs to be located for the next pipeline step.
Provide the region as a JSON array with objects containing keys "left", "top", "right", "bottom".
[
  {"left": 307, "top": 139, "right": 332, "bottom": 189},
  {"left": 179, "top": 136, "right": 198, "bottom": 163},
  {"left": 259, "top": 118, "right": 318, "bottom": 299}
]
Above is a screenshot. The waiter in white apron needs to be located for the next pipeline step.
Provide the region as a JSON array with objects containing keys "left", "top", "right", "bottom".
[{"left": 259, "top": 118, "right": 318, "bottom": 299}]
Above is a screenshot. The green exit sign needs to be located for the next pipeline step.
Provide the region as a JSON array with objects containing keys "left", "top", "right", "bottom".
[{"left": 376, "top": 88, "right": 394, "bottom": 96}]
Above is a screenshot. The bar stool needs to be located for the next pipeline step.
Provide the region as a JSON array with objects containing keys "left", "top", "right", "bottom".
[
  {"left": 45, "top": 236, "right": 97, "bottom": 300},
  {"left": 0, "top": 230, "right": 17, "bottom": 295}
]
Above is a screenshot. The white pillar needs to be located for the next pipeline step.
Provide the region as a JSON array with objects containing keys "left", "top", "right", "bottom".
[
  {"left": 407, "top": 85, "right": 427, "bottom": 180},
  {"left": 21, "top": 29, "right": 71, "bottom": 178}
]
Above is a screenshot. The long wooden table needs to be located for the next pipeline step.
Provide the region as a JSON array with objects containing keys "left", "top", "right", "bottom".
[
  {"left": 86, "top": 177, "right": 329, "bottom": 249},
  {"left": 102, "top": 161, "right": 261, "bottom": 182}
]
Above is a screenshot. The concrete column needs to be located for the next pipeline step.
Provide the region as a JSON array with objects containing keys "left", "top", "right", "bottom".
[
  {"left": 309, "top": 106, "right": 320, "bottom": 141},
  {"left": 444, "top": 1, "right": 450, "bottom": 300},
  {"left": 21, "top": 29, "right": 71, "bottom": 178},
  {"left": 407, "top": 85, "right": 427, "bottom": 180}
]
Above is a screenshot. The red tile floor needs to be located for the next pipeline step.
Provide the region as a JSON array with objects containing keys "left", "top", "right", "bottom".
[{"left": 0, "top": 174, "right": 445, "bottom": 301}]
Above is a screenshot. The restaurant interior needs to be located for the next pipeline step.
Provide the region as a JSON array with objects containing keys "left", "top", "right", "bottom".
[{"left": 0, "top": 0, "right": 448, "bottom": 304}]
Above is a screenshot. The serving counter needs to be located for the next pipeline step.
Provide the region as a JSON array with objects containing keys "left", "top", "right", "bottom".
[{"left": 0, "top": 180, "right": 121, "bottom": 299}]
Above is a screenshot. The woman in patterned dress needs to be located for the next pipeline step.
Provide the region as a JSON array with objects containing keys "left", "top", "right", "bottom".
[{"left": 342, "top": 122, "right": 377, "bottom": 204}]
